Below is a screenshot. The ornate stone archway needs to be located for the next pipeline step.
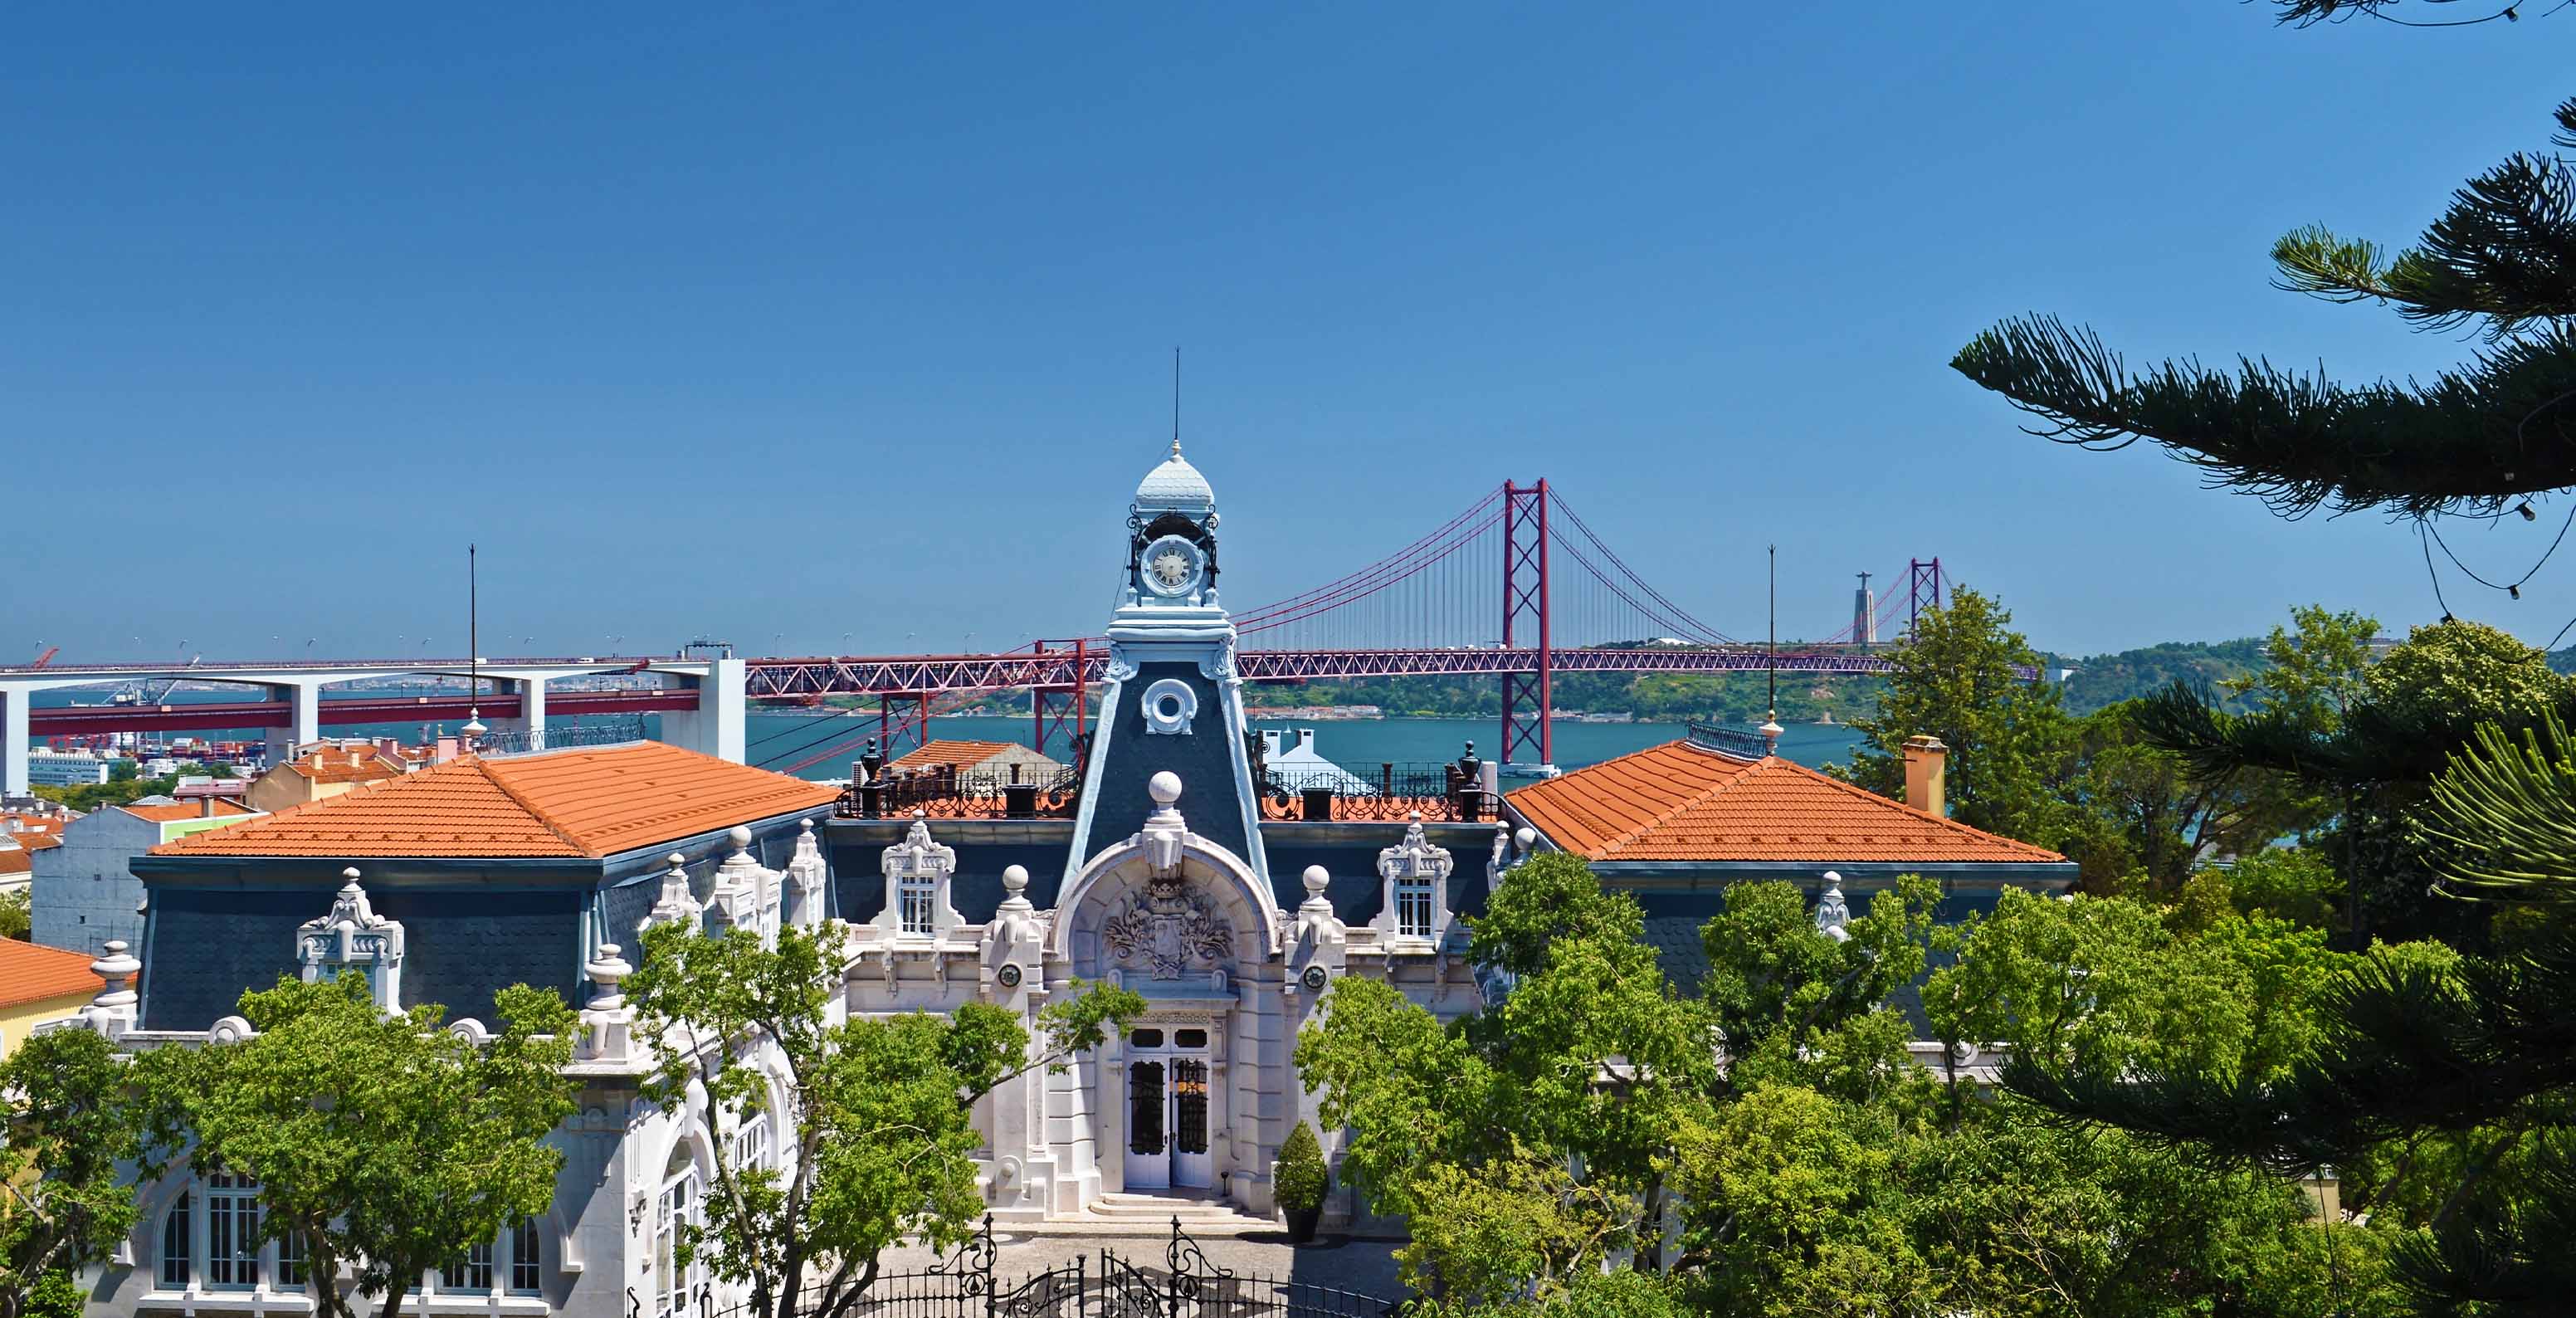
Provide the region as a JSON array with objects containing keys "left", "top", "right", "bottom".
[{"left": 1047, "top": 773, "right": 1282, "bottom": 1208}]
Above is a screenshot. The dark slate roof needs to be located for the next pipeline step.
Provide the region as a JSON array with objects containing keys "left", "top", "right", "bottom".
[
  {"left": 142, "top": 885, "right": 587, "bottom": 1031},
  {"left": 1077, "top": 664, "right": 1256, "bottom": 869}
]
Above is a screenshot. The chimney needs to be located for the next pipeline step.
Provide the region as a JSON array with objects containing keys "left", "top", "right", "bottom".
[
  {"left": 1902, "top": 735, "right": 1947, "bottom": 817},
  {"left": 199, "top": 796, "right": 215, "bottom": 818}
]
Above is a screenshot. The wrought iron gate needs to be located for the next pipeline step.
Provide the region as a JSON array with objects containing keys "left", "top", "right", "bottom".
[{"left": 703, "top": 1215, "right": 1403, "bottom": 1318}]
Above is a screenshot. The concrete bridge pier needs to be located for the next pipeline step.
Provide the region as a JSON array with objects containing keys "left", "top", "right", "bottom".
[
  {"left": 482, "top": 674, "right": 550, "bottom": 750},
  {"left": 260, "top": 680, "right": 327, "bottom": 765},
  {"left": 2, "top": 686, "right": 28, "bottom": 798},
  {"left": 659, "top": 658, "right": 745, "bottom": 764}
]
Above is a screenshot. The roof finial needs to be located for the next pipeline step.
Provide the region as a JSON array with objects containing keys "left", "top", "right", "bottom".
[{"left": 1171, "top": 345, "right": 1182, "bottom": 457}]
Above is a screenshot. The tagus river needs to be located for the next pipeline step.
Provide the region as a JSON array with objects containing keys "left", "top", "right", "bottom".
[
  {"left": 28, "top": 688, "right": 1867, "bottom": 782},
  {"left": 746, "top": 713, "right": 1867, "bottom": 782}
]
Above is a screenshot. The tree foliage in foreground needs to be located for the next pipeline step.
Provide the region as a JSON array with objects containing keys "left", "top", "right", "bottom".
[
  {"left": 623, "top": 919, "right": 1141, "bottom": 1318},
  {"left": 2009, "top": 694, "right": 2576, "bottom": 1315},
  {"left": 139, "top": 974, "right": 579, "bottom": 1318},
  {"left": 0, "top": 1029, "right": 147, "bottom": 1318},
  {"left": 1956, "top": 95, "right": 2576, "bottom": 519},
  {"left": 1299, "top": 851, "right": 2398, "bottom": 1315}
]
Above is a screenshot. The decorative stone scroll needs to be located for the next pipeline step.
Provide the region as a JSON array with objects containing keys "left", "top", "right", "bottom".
[
  {"left": 1102, "top": 873, "right": 1234, "bottom": 980},
  {"left": 298, "top": 869, "right": 406, "bottom": 1010},
  {"left": 637, "top": 853, "right": 704, "bottom": 938}
]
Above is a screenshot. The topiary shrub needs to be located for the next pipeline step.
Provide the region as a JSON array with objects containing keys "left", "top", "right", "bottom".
[{"left": 1274, "top": 1120, "right": 1329, "bottom": 1215}]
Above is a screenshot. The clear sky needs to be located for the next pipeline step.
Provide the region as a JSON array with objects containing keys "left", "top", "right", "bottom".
[{"left": 7, "top": 4, "right": 2571, "bottom": 662}]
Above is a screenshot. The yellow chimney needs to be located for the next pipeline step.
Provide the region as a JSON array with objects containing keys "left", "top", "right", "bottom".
[{"left": 1902, "top": 735, "right": 1947, "bottom": 817}]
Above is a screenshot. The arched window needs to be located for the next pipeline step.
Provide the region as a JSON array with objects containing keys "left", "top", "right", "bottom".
[
  {"left": 655, "top": 1142, "right": 702, "bottom": 1318},
  {"left": 157, "top": 1192, "right": 191, "bottom": 1290},
  {"left": 731, "top": 1111, "right": 771, "bottom": 1174},
  {"left": 153, "top": 1174, "right": 303, "bottom": 1297}
]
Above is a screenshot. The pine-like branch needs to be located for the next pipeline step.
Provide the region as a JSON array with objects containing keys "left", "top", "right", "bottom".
[
  {"left": 1955, "top": 96, "right": 2576, "bottom": 518},
  {"left": 1952, "top": 315, "right": 2576, "bottom": 517},
  {"left": 2423, "top": 710, "right": 2576, "bottom": 898}
]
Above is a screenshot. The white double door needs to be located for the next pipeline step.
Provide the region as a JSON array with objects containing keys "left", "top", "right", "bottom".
[{"left": 1121, "top": 1026, "right": 1214, "bottom": 1193}]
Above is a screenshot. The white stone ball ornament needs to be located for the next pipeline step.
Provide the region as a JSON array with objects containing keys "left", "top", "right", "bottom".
[{"left": 1149, "top": 771, "right": 1183, "bottom": 806}]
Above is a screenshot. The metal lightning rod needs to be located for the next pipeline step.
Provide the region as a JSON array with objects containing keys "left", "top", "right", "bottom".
[
  {"left": 1762, "top": 544, "right": 1782, "bottom": 756},
  {"left": 462, "top": 544, "right": 486, "bottom": 744}
]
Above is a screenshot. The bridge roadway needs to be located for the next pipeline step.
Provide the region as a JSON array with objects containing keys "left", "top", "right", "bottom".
[
  {"left": 0, "top": 656, "right": 745, "bottom": 796},
  {"left": 740, "top": 645, "right": 1904, "bottom": 699},
  {"left": 0, "top": 645, "right": 1949, "bottom": 794}
]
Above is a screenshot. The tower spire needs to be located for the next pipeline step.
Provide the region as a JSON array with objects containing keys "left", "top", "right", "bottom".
[{"left": 1172, "top": 345, "right": 1182, "bottom": 456}]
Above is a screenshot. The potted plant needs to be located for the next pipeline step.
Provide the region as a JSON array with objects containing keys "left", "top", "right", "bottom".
[{"left": 1275, "top": 1120, "right": 1329, "bottom": 1242}]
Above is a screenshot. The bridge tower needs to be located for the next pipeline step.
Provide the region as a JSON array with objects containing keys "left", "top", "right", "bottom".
[
  {"left": 1500, "top": 481, "right": 1553, "bottom": 770},
  {"left": 1905, "top": 558, "right": 1945, "bottom": 637}
]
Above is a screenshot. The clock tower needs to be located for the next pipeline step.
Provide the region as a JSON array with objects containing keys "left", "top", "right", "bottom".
[{"left": 1064, "top": 442, "right": 1272, "bottom": 889}]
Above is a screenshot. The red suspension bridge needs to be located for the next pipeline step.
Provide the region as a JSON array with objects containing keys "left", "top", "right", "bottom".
[{"left": 744, "top": 481, "right": 1954, "bottom": 774}]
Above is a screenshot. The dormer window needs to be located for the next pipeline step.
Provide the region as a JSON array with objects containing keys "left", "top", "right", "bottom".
[
  {"left": 1395, "top": 869, "right": 1435, "bottom": 940},
  {"left": 1373, "top": 812, "right": 1456, "bottom": 949},
  {"left": 876, "top": 812, "right": 959, "bottom": 940},
  {"left": 295, "top": 869, "right": 404, "bottom": 1011},
  {"left": 900, "top": 868, "right": 935, "bottom": 935}
]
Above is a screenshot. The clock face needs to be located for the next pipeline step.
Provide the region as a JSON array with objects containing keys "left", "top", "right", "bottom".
[{"left": 1141, "top": 535, "right": 1203, "bottom": 597}]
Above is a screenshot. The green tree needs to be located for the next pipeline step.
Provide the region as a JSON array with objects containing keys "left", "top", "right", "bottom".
[
  {"left": 1928, "top": 889, "right": 2343, "bottom": 1093},
  {"left": 1697, "top": 875, "right": 1940, "bottom": 1101},
  {"left": 1955, "top": 95, "right": 2576, "bottom": 520},
  {"left": 1836, "top": 585, "right": 2075, "bottom": 842},
  {"left": 0, "top": 1029, "right": 149, "bottom": 1318},
  {"left": 622, "top": 919, "right": 1140, "bottom": 1318},
  {"left": 2219, "top": 605, "right": 2381, "bottom": 733},
  {"left": 140, "top": 974, "right": 578, "bottom": 1318},
  {"left": 0, "top": 890, "right": 29, "bottom": 941},
  {"left": 1297, "top": 853, "right": 1715, "bottom": 1302}
]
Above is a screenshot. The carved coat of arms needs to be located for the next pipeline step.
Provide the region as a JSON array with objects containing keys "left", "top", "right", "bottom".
[{"left": 1102, "top": 874, "right": 1233, "bottom": 979}]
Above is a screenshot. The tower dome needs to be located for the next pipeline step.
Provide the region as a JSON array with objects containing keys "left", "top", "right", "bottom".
[{"left": 1134, "top": 441, "right": 1215, "bottom": 513}]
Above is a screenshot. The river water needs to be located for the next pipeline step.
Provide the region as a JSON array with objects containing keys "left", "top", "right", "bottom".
[
  {"left": 747, "top": 712, "right": 1866, "bottom": 780},
  {"left": 30, "top": 687, "right": 1868, "bottom": 782}
]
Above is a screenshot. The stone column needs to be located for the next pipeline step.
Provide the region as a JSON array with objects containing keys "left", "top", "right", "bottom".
[
  {"left": 262, "top": 680, "right": 324, "bottom": 764},
  {"left": 1, "top": 686, "right": 27, "bottom": 798}
]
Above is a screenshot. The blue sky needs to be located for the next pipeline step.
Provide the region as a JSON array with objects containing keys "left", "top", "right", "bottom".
[{"left": 7, "top": 4, "right": 2570, "bottom": 661}]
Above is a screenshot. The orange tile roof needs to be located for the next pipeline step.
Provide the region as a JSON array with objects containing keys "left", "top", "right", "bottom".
[
  {"left": 0, "top": 850, "right": 29, "bottom": 876},
  {"left": 17, "top": 834, "right": 59, "bottom": 852},
  {"left": 0, "top": 940, "right": 102, "bottom": 1009},
  {"left": 1508, "top": 740, "right": 2066, "bottom": 866},
  {"left": 282, "top": 747, "right": 412, "bottom": 785},
  {"left": 122, "top": 801, "right": 256, "bottom": 825},
  {"left": 153, "top": 741, "right": 842, "bottom": 859},
  {"left": 888, "top": 740, "right": 1016, "bottom": 773}
]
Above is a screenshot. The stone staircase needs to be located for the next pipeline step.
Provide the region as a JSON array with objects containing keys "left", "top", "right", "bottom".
[{"left": 1077, "top": 1191, "right": 1278, "bottom": 1235}]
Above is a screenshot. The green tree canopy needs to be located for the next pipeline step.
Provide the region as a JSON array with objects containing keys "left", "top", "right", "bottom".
[
  {"left": 622, "top": 919, "right": 1140, "bottom": 1318},
  {"left": 1298, "top": 852, "right": 1714, "bottom": 1302},
  {"left": 139, "top": 974, "right": 578, "bottom": 1318},
  {"left": 0, "top": 1028, "right": 149, "bottom": 1318},
  {"left": 1836, "top": 584, "right": 2075, "bottom": 842}
]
